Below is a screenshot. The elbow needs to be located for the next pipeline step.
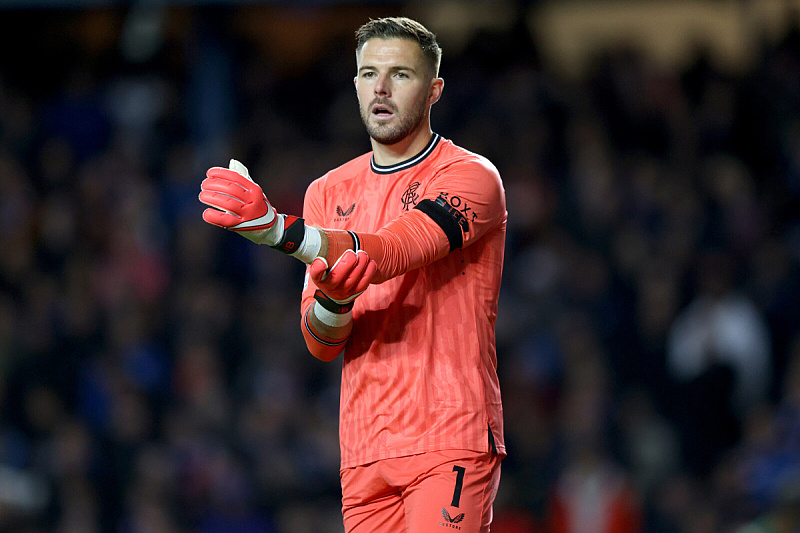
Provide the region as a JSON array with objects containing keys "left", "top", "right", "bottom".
[
  {"left": 301, "top": 309, "right": 347, "bottom": 362},
  {"left": 308, "top": 345, "right": 342, "bottom": 362}
]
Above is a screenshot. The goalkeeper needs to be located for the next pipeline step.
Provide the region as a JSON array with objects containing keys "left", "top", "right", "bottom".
[{"left": 199, "top": 17, "right": 506, "bottom": 533}]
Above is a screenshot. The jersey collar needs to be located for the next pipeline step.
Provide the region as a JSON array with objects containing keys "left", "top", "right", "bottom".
[{"left": 370, "top": 133, "right": 441, "bottom": 175}]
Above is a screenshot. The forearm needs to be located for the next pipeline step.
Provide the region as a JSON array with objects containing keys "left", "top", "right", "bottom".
[
  {"left": 301, "top": 301, "right": 352, "bottom": 362},
  {"left": 201, "top": 160, "right": 450, "bottom": 278},
  {"left": 319, "top": 209, "right": 449, "bottom": 283},
  {"left": 299, "top": 248, "right": 375, "bottom": 361},
  {"left": 297, "top": 212, "right": 446, "bottom": 359}
]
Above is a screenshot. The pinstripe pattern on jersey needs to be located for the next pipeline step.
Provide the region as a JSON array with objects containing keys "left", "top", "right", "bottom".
[{"left": 301, "top": 136, "right": 507, "bottom": 468}]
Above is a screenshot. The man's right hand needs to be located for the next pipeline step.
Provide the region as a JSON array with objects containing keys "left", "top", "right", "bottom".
[
  {"left": 199, "top": 159, "right": 282, "bottom": 245},
  {"left": 310, "top": 250, "right": 376, "bottom": 315}
]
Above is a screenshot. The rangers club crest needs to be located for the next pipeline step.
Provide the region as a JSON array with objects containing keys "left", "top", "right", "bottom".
[{"left": 401, "top": 181, "right": 420, "bottom": 211}]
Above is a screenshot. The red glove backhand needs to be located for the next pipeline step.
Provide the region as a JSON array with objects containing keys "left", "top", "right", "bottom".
[
  {"left": 199, "top": 164, "right": 276, "bottom": 232},
  {"left": 310, "top": 250, "right": 377, "bottom": 310}
]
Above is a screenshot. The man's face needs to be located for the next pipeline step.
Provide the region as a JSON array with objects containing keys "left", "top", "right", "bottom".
[{"left": 355, "top": 38, "right": 439, "bottom": 145}]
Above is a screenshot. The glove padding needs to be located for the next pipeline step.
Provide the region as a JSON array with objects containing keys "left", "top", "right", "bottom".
[
  {"left": 199, "top": 159, "right": 278, "bottom": 244},
  {"left": 310, "top": 250, "right": 377, "bottom": 314}
]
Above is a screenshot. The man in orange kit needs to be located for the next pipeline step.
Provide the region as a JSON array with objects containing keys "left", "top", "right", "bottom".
[{"left": 199, "top": 17, "right": 507, "bottom": 532}]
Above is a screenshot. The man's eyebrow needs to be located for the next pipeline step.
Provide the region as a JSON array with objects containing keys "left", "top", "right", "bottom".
[{"left": 358, "top": 65, "right": 417, "bottom": 73}]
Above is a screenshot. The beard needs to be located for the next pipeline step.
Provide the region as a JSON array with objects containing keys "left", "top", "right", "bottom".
[{"left": 360, "top": 95, "right": 428, "bottom": 145}]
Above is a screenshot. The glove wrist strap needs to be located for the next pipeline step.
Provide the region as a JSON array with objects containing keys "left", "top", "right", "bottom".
[
  {"left": 269, "top": 215, "right": 306, "bottom": 254},
  {"left": 313, "top": 289, "right": 355, "bottom": 314}
]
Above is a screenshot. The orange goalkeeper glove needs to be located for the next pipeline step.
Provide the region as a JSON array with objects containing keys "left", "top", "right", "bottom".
[
  {"left": 199, "top": 159, "right": 318, "bottom": 258},
  {"left": 309, "top": 249, "right": 376, "bottom": 325}
]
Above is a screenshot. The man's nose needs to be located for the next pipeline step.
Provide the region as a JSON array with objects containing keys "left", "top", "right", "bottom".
[{"left": 374, "top": 73, "right": 391, "bottom": 96}]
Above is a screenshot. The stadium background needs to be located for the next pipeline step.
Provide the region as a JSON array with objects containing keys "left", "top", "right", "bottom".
[{"left": 0, "top": 1, "right": 799, "bottom": 532}]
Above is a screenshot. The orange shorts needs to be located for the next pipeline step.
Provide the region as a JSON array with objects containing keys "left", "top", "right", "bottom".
[{"left": 340, "top": 450, "right": 502, "bottom": 533}]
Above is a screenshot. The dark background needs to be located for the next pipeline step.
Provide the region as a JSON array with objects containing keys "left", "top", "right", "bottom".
[{"left": 0, "top": 1, "right": 799, "bottom": 532}]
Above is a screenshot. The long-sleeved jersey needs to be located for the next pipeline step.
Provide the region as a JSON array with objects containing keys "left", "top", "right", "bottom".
[{"left": 300, "top": 133, "right": 507, "bottom": 469}]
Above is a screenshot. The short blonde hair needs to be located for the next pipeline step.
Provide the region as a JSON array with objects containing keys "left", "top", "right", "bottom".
[{"left": 355, "top": 17, "right": 442, "bottom": 77}]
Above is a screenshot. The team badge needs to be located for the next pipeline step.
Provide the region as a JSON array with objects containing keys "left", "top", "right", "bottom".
[{"left": 401, "top": 181, "right": 420, "bottom": 211}]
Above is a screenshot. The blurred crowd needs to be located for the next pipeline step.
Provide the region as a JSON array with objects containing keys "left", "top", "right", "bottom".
[{"left": 0, "top": 4, "right": 799, "bottom": 533}]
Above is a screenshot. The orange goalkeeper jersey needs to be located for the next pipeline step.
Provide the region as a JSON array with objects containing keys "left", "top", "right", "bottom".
[{"left": 300, "top": 134, "right": 507, "bottom": 469}]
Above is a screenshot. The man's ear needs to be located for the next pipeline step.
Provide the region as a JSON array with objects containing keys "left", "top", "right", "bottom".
[{"left": 429, "top": 77, "right": 444, "bottom": 106}]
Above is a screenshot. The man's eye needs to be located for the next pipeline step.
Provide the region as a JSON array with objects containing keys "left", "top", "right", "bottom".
[
  {"left": 395, "top": 72, "right": 408, "bottom": 79},
  {"left": 363, "top": 71, "right": 376, "bottom": 78}
]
